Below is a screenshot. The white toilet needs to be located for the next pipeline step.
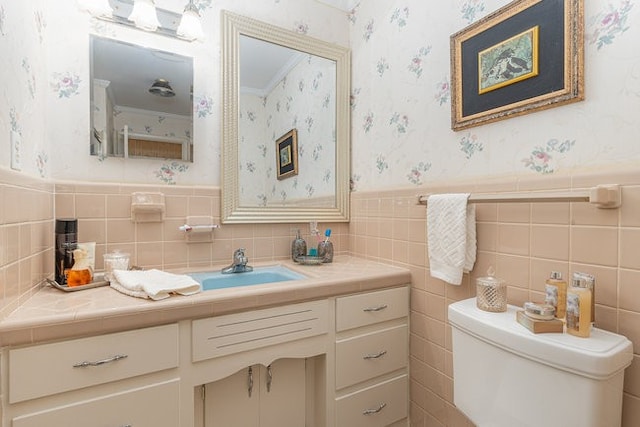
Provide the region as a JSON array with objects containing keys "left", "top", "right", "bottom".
[{"left": 448, "top": 298, "right": 633, "bottom": 427}]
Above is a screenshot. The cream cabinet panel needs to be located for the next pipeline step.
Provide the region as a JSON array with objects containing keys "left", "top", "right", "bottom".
[
  {"left": 259, "top": 358, "right": 306, "bottom": 427},
  {"left": 335, "top": 324, "right": 408, "bottom": 389},
  {"left": 336, "top": 287, "right": 408, "bottom": 331},
  {"left": 334, "top": 286, "right": 410, "bottom": 427},
  {"left": 335, "top": 374, "right": 408, "bottom": 427},
  {"left": 193, "top": 300, "right": 328, "bottom": 361},
  {"left": 12, "top": 378, "right": 180, "bottom": 427},
  {"left": 204, "top": 359, "right": 306, "bottom": 427},
  {"left": 9, "top": 323, "right": 179, "bottom": 403},
  {"left": 204, "top": 366, "right": 259, "bottom": 427}
]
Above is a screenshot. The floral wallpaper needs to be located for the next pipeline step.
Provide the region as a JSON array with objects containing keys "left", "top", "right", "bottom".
[
  {"left": 1, "top": 0, "right": 638, "bottom": 189},
  {"left": 349, "top": 0, "right": 640, "bottom": 191},
  {"left": 239, "top": 54, "right": 336, "bottom": 206},
  {"left": 0, "top": 0, "right": 348, "bottom": 185}
]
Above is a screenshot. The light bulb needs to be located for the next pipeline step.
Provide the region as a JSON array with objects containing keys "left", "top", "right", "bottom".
[
  {"left": 128, "top": 0, "right": 160, "bottom": 32},
  {"left": 177, "top": 1, "right": 203, "bottom": 41}
]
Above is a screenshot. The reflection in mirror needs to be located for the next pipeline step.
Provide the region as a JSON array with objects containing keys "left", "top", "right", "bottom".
[
  {"left": 239, "top": 35, "right": 336, "bottom": 208},
  {"left": 222, "top": 11, "right": 350, "bottom": 224},
  {"left": 90, "top": 36, "right": 194, "bottom": 161}
]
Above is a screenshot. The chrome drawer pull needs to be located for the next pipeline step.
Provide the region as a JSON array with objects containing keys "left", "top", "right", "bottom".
[
  {"left": 363, "top": 304, "right": 388, "bottom": 312},
  {"left": 73, "top": 354, "right": 128, "bottom": 368},
  {"left": 363, "top": 350, "right": 387, "bottom": 360},
  {"left": 363, "top": 402, "right": 387, "bottom": 415}
]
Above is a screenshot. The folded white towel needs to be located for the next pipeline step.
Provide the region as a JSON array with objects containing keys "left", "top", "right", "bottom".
[
  {"left": 110, "top": 269, "right": 201, "bottom": 300},
  {"left": 427, "top": 193, "right": 477, "bottom": 285}
]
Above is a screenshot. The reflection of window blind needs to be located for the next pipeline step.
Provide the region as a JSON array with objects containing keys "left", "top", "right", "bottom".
[{"left": 128, "top": 138, "right": 182, "bottom": 160}]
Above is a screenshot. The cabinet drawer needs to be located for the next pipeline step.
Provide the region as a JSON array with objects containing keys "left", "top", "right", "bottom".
[
  {"left": 12, "top": 378, "right": 180, "bottom": 427},
  {"left": 336, "top": 286, "right": 408, "bottom": 331},
  {"left": 336, "top": 324, "right": 408, "bottom": 389},
  {"left": 9, "top": 323, "right": 178, "bottom": 403},
  {"left": 192, "top": 299, "right": 329, "bottom": 362},
  {"left": 336, "top": 374, "right": 408, "bottom": 427}
]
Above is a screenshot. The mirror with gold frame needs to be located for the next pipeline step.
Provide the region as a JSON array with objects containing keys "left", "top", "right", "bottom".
[{"left": 221, "top": 11, "right": 350, "bottom": 224}]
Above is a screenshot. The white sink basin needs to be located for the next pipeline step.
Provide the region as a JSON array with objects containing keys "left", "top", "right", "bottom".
[{"left": 189, "top": 265, "right": 306, "bottom": 291}]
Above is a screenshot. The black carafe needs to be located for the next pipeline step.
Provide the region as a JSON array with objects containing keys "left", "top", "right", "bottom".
[{"left": 55, "top": 219, "right": 78, "bottom": 285}]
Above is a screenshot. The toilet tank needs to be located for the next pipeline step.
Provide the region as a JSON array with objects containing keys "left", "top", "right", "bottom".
[{"left": 448, "top": 298, "right": 633, "bottom": 427}]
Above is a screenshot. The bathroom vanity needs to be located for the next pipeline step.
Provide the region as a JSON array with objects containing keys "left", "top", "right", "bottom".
[{"left": 0, "top": 257, "right": 410, "bottom": 427}]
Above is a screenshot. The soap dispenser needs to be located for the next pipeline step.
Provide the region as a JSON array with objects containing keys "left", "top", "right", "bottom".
[{"left": 291, "top": 229, "right": 307, "bottom": 262}]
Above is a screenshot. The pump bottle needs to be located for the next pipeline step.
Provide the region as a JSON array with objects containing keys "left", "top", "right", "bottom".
[{"left": 291, "top": 229, "right": 307, "bottom": 262}]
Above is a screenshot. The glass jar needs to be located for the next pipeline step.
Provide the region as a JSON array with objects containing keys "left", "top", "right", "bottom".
[
  {"left": 476, "top": 267, "right": 507, "bottom": 312},
  {"left": 103, "top": 250, "right": 130, "bottom": 283}
]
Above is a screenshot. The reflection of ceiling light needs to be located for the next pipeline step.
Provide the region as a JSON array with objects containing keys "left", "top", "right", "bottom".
[
  {"left": 149, "top": 79, "right": 176, "bottom": 97},
  {"left": 177, "top": 0, "right": 204, "bottom": 41},
  {"left": 128, "top": 0, "right": 160, "bottom": 32}
]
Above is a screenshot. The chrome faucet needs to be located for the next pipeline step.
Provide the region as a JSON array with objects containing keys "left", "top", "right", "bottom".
[{"left": 221, "top": 248, "right": 253, "bottom": 274}]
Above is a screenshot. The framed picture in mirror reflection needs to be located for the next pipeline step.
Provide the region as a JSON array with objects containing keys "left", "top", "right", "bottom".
[{"left": 276, "top": 129, "right": 298, "bottom": 180}]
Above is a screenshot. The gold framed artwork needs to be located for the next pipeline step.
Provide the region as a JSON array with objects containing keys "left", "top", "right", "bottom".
[
  {"left": 450, "top": 0, "right": 584, "bottom": 130},
  {"left": 276, "top": 129, "right": 298, "bottom": 180}
]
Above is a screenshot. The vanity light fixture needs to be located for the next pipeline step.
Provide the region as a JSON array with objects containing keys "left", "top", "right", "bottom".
[
  {"left": 81, "top": 0, "right": 204, "bottom": 41},
  {"left": 177, "top": 0, "right": 204, "bottom": 41}
]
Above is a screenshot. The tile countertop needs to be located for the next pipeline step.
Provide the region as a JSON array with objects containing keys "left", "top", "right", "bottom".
[{"left": 0, "top": 256, "right": 411, "bottom": 347}]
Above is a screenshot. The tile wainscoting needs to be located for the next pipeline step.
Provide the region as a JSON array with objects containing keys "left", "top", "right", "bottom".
[
  {"left": 1, "top": 166, "right": 640, "bottom": 427},
  {"left": 349, "top": 168, "right": 640, "bottom": 427}
]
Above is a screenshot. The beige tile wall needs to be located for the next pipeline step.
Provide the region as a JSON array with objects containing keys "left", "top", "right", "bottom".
[
  {"left": 51, "top": 182, "right": 349, "bottom": 274},
  {"left": 349, "top": 169, "right": 640, "bottom": 427},
  {"left": 0, "top": 169, "right": 54, "bottom": 317},
  {"left": 0, "top": 175, "right": 347, "bottom": 320},
  {"left": 2, "top": 166, "right": 639, "bottom": 427}
]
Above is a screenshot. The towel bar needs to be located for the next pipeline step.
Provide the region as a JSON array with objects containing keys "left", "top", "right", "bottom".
[{"left": 417, "top": 184, "right": 621, "bottom": 209}]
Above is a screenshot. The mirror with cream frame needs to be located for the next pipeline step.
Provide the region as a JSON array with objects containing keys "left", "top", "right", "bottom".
[
  {"left": 90, "top": 36, "right": 194, "bottom": 161},
  {"left": 221, "top": 11, "right": 350, "bottom": 224}
]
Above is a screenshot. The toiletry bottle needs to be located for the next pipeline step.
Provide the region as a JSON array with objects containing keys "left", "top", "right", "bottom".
[
  {"left": 55, "top": 218, "right": 78, "bottom": 286},
  {"left": 573, "top": 272, "right": 596, "bottom": 326},
  {"left": 544, "top": 271, "right": 567, "bottom": 320},
  {"left": 66, "top": 247, "right": 93, "bottom": 287},
  {"left": 566, "top": 278, "right": 592, "bottom": 338},
  {"left": 291, "top": 229, "right": 307, "bottom": 262},
  {"left": 317, "top": 229, "right": 333, "bottom": 263},
  {"left": 584, "top": 274, "right": 596, "bottom": 326}
]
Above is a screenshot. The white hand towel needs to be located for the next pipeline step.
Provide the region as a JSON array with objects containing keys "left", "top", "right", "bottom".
[
  {"left": 427, "top": 193, "right": 477, "bottom": 285},
  {"left": 110, "top": 269, "right": 201, "bottom": 300}
]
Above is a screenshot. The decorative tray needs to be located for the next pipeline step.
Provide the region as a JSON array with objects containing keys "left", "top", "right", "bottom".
[
  {"left": 45, "top": 274, "right": 110, "bottom": 292},
  {"left": 295, "top": 256, "right": 324, "bottom": 265}
]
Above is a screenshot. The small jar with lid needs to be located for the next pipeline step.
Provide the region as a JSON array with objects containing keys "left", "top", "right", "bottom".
[
  {"left": 103, "top": 250, "right": 130, "bottom": 283},
  {"left": 476, "top": 267, "right": 507, "bottom": 312}
]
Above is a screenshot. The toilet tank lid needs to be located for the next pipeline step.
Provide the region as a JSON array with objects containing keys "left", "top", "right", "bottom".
[{"left": 448, "top": 298, "right": 633, "bottom": 380}]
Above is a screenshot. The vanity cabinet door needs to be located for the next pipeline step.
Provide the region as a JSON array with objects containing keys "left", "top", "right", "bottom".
[
  {"left": 12, "top": 379, "right": 180, "bottom": 427},
  {"left": 204, "top": 359, "right": 306, "bottom": 427},
  {"left": 260, "top": 358, "right": 306, "bottom": 427},
  {"left": 205, "top": 366, "right": 259, "bottom": 427}
]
